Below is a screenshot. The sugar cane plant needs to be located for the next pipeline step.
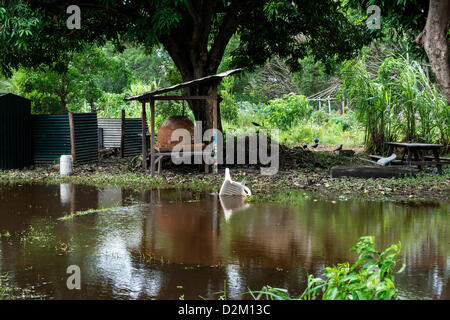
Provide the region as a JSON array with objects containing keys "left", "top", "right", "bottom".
[{"left": 339, "top": 56, "right": 450, "bottom": 154}]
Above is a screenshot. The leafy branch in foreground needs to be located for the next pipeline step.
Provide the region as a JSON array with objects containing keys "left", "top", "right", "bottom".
[
  {"left": 247, "top": 236, "right": 405, "bottom": 300},
  {"left": 0, "top": 273, "right": 9, "bottom": 300}
]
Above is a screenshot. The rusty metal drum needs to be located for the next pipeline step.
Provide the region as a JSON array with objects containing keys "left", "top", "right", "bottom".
[{"left": 156, "top": 116, "right": 195, "bottom": 149}]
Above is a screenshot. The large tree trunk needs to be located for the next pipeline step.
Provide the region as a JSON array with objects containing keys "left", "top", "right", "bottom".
[
  {"left": 416, "top": 0, "right": 450, "bottom": 104},
  {"left": 161, "top": 40, "right": 225, "bottom": 135},
  {"left": 60, "top": 72, "right": 69, "bottom": 114},
  {"left": 159, "top": 2, "right": 240, "bottom": 133},
  {"left": 60, "top": 96, "right": 67, "bottom": 114},
  {"left": 187, "top": 80, "right": 223, "bottom": 135}
]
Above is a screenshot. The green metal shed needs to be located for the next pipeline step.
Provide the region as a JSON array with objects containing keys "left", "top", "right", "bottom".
[{"left": 0, "top": 93, "right": 33, "bottom": 169}]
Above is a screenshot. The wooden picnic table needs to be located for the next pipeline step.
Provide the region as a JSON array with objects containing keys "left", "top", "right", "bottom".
[{"left": 385, "top": 142, "right": 445, "bottom": 174}]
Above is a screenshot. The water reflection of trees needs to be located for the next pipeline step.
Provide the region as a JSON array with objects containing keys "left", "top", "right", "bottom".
[
  {"left": 285, "top": 201, "right": 449, "bottom": 268},
  {"left": 278, "top": 200, "right": 449, "bottom": 299},
  {"left": 0, "top": 184, "right": 448, "bottom": 299},
  {"left": 136, "top": 191, "right": 449, "bottom": 299}
]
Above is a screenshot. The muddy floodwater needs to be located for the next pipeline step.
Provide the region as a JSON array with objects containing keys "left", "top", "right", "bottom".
[{"left": 0, "top": 183, "right": 448, "bottom": 300}]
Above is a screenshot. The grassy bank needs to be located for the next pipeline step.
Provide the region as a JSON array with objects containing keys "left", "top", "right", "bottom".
[{"left": 0, "top": 154, "right": 448, "bottom": 202}]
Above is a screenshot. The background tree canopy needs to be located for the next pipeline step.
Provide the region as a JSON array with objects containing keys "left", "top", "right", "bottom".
[
  {"left": 1, "top": 0, "right": 448, "bottom": 151},
  {"left": 0, "top": 0, "right": 371, "bottom": 130},
  {"left": 345, "top": 0, "right": 449, "bottom": 104}
]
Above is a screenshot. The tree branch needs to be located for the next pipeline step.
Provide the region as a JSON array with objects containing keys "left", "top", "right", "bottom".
[
  {"left": 185, "top": 0, "right": 200, "bottom": 23},
  {"left": 208, "top": 4, "right": 240, "bottom": 69}
]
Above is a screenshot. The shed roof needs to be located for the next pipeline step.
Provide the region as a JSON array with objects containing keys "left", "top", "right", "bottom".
[
  {"left": 124, "top": 69, "right": 242, "bottom": 102},
  {"left": 0, "top": 93, "right": 30, "bottom": 100}
]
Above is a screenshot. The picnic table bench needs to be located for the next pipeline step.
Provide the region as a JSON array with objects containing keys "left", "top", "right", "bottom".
[{"left": 369, "top": 142, "right": 449, "bottom": 174}]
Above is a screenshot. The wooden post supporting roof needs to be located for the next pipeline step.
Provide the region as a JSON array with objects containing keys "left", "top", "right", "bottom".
[
  {"left": 150, "top": 99, "right": 155, "bottom": 176},
  {"left": 212, "top": 87, "right": 219, "bottom": 175},
  {"left": 141, "top": 102, "right": 147, "bottom": 171},
  {"left": 120, "top": 109, "right": 125, "bottom": 158}
]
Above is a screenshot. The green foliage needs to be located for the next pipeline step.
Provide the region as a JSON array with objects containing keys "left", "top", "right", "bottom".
[
  {"left": 91, "top": 92, "right": 129, "bottom": 118},
  {"left": 293, "top": 56, "right": 334, "bottom": 97},
  {"left": 4, "top": 42, "right": 182, "bottom": 117},
  {"left": 248, "top": 236, "right": 405, "bottom": 300},
  {"left": 262, "top": 93, "right": 312, "bottom": 130},
  {"left": 10, "top": 68, "right": 62, "bottom": 114},
  {"left": 345, "top": 0, "right": 428, "bottom": 44},
  {"left": 328, "top": 112, "right": 355, "bottom": 132},
  {"left": 1, "top": 0, "right": 374, "bottom": 134},
  {"left": 219, "top": 77, "right": 239, "bottom": 122},
  {"left": 6, "top": 44, "right": 134, "bottom": 114},
  {"left": 224, "top": 103, "right": 363, "bottom": 147},
  {"left": 233, "top": 0, "right": 371, "bottom": 72},
  {"left": 165, "top": 65, "right": 183, "bottom": 86},
  {"left": 339, "top": 56, "right": 450, "bottom": 153},
  {"left": 1, "top": 0, "right": 372, "bottom": 88},
  {"left": 277, "top": 114, "right": 363, "bottom": 146},
  {"left": 0, "top": 273, "right": 11, "bottom": 300},
  {"left": 0, "top": 1, "right": 40, "bottom": 59}
]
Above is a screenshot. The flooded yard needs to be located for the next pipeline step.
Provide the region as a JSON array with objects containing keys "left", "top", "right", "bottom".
[{"left": 0, "top": 183, "right": 448, "bottom": 300}]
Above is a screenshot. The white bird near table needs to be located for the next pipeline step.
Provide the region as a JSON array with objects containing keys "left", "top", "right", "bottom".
[{"left": 219, "top": 168, "right": 252, "bottom": 197}]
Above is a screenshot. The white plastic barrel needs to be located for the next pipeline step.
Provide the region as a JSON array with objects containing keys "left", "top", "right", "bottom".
[{"left": 60, "top": 155, "right": 73, "bottom": 176}]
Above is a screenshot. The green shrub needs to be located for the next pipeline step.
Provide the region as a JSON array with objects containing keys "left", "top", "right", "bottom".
[
  {"left": 248, "top": 236, "right": 405, "bottom": 300},
  {"left": 329, "top": 112, "right": 355, "bottom": 131},
  {"left": 311, "top": 110, "right": 329, "bottom": 124},
  {"left": 219, "top": 77, "right": 239, "bottom": 122},
  {"left": 263, "top": 93, "right": 313, "bottom": 130}
]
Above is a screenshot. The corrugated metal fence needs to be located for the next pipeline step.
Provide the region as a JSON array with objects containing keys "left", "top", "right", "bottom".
[
  {"left": 123, "top": 119, "right": 144, "bottom": 157},
  {"left": 32, "top": 115, "right": 71, "bottom": 164},
  {"left": 98, "top": 118, "right": 145, "bottom": 157},
  {"left": 2, "top": 98, "right": 143, "bottom": 168},
  {"left": 32, "top": 113, "right": 98, "bottom": 164},
  {"left": 73, "top": 113, "right": 98, "bottom": 163},
  {"left": 98, "top": 119, "right": 121, "bottom": 148}
]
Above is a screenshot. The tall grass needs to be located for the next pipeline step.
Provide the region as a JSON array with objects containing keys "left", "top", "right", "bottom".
[{"left": 340, "top": 56, "right": 450, "bottom": 154}]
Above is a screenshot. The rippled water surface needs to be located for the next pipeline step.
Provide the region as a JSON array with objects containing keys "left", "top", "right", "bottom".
[{"left": 0, "top": 184, "right": 448, "bottom": 299}]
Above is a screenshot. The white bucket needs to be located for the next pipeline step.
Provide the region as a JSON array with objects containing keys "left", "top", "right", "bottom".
[
  {"left": 60, "top": 155, "right": 73, "bottom": 176},
  {"left": 60, "top": 183, "right": 72, "bottom": 204}
]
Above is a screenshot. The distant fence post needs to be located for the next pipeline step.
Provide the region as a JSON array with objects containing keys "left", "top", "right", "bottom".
[
  {"left": 68, "top": 112, "right": 76, "bottom": 163},
  {"left": 328, "top": 97, "right": 331, "bottom": 114},
  {"left": 121, "top": 109, "right": 125, "bottom": 158}
]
